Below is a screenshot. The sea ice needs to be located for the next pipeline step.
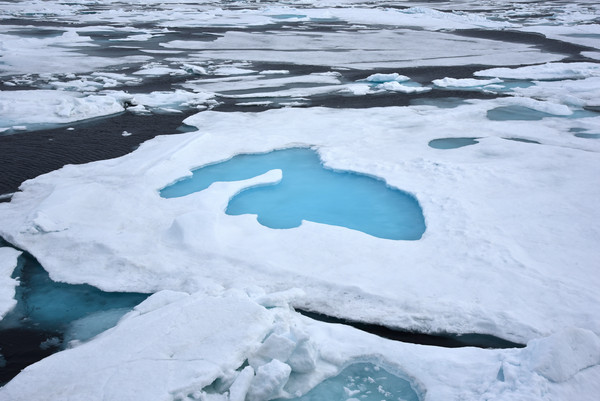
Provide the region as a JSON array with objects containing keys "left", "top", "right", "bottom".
[
  {"left": 1, "top": 104, "right": 598, "bottom": 344},
  {"left": 0, "top": 291, "right": 597, "bottom": 401}
]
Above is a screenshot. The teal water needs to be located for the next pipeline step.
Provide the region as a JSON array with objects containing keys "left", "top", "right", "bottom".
[
  {"left": 279, "top": 363, "right": 419, "bottom": 401},
  {"left": 2, "top": 252, "right": 148, "bottom": 340},
  {"left": 160, "top": 148, "right": 425, "bottom": 240},
  {"left": 428, "top": 137, "right": 479, "bottom": 149}
]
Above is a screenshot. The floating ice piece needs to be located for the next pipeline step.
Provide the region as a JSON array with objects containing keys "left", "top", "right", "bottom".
[
  {"left": 107, "top": 89, "right": 214, "bottom": 111},
  {"left": 0, "top": 90, "right": 124, "bottom": 131},
  {"left": 212, "top": 66, "right": 255, "bottom": 75},
  {"left": 182, "top": 64, "right": 208, "bottom": 75},
  {"left": 432, "top": 77, "right": 503, "bottom": 88},
  {"left": 522, "top": 327, "right": 600, "bottom": 382},
  {"left": 1, "top": 105, "right": 599, "bottom": 344},
  {"left": 376, "top": 81, "right": 431, "bottom": 93},
  {"left": 133, "top": 65, "right": 186, "bottom": 76},
  {"left": 341, "top": 83, "right": 371, "bottom": 95},
  {"left": 475, "top": 62, "right": 600, "bottom": 80},
  {"left": 365, "top": 73, "right": 410, "bottom": 83},
  {"left": 0, "top": 247, "right": 21, "bottom": 319},
  {"left": 260, "top": 70, "right": 290, "bottom": 75}
]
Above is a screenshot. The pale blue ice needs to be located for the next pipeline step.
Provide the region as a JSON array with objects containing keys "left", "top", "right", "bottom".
[{"left": 160, "top": 148, "right": 426, "bottom": 240}]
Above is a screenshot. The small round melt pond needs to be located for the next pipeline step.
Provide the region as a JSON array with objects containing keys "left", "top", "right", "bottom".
[{"left": 160, "top": 148, "right": 426, "bottom": 240}]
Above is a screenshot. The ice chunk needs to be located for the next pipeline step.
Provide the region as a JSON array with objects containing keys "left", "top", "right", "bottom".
[
  {"left": 376, "top": 81, "right": 431, "bottom": 93},
  {"left": 287, "top": 340, "right": 317, "bottom": 373},
  {"left": 432, "top": 77, "right": 502, "bottom": 88},
  {"left": 365, "top": 73, "right": 410, "bottom": 83},
  {"left": 228, "top": 366, "right": 255, "bottom": 401},
  {"left": 247, "top": 359, "right": 292, "bottom": 401},
  {"left": 249, "top": 333, "right": 297, "bottom": 368},
  {"left": 0, "top": 90, "right": 124, "bottom": 131},
  {"left": 523, "top": 328, "right": 600, "bottom": 382}
]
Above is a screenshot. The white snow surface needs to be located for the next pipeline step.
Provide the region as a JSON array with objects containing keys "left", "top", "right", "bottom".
[
  {"left": 0, "top": 90, "right": 124, "bottom": 131},
  {"left": 0, "top": 247, "right": 21, "bottom": 319},
  {"left": 1, "top": 104, "right": 598, "bottom": 344},
  {"left": 475, "top": 62, "right": 600, "bottom": 80},
  {"left": 0, "top": 290, "right": 598, "bottom": 401}
]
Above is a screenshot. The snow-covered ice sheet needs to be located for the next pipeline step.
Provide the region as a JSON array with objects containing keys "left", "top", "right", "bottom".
[
  {"left": 1, "top": 103, "right": 598, "bottom": 344},
  {"left": 0, "top": 290, "right": 598, "bottom": 401}
]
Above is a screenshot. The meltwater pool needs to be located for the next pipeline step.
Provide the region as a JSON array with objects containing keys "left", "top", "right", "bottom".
[{"left": 160, "top": 148, "right": 426, "bottom": 240}]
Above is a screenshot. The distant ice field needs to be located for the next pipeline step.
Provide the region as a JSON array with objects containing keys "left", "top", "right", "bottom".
[{"left": 0, "top": 0, "right": 599, "bottom": 400}]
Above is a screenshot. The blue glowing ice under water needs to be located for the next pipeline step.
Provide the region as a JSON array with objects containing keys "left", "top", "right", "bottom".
[
  {"left": 160, "top": 148, "right": 426, "bottom": 240},
  {"left": 279, "top": 363, "right": 420, "bottom": 401}
]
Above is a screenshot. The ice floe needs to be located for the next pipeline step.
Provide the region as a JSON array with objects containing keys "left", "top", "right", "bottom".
[
  {"left": 0, "top": 90, "right": 124, "bottom": 132},
  {"left": 1, "top": 104, "right": 598, "bottom": 344}
]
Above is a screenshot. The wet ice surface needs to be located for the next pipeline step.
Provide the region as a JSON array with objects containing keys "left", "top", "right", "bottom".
[{"left": 1, "top": 0, "right": 600, "bottom": 399}]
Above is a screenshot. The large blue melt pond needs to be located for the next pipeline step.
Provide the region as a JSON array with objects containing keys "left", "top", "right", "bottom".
[{"left": 160, "top": 148, "right": 426, "bottom": 240}]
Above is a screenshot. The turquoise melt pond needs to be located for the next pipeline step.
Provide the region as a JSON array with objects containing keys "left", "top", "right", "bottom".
[
  {"left": 279, "top": 363, "right": 420, "bottom": 401},
  {"left": 160, "top": 148, "right": 426, "bottom": 241}
]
